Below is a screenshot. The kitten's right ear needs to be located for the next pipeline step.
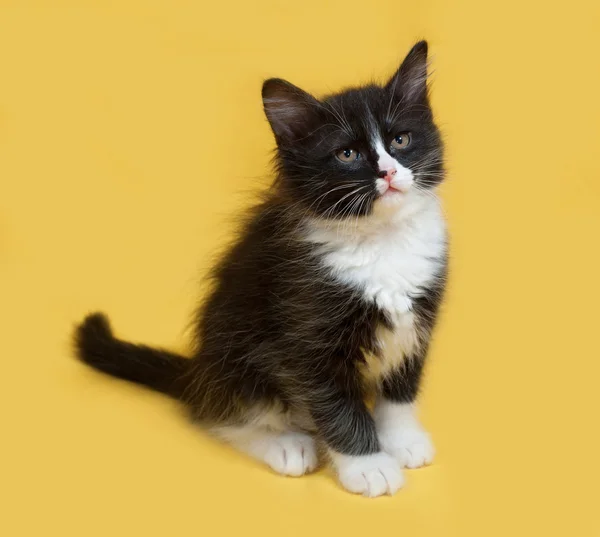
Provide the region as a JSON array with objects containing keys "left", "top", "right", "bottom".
[
  {"left": 386, "top": 40, "right": 430, "bottom": 103},
  {"left": 262, "top": 78, "right": 320, "bottom": 143}
]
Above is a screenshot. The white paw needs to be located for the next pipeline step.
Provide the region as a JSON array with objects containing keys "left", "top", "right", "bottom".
[
  {"left": 380, "top": 427, "right": 435, "bottom": 468},
  {"left": 331, "top": 451, "right": 404, "bottom": 497},
  {"left": 374, "top": 401, "right": 435, "bottom": 469},
  {"left": 263, "top": 432, "right": 318, "bottom": 477}
]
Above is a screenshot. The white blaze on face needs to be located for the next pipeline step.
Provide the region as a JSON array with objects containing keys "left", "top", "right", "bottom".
[{"left": 374, "top": 139, "right": 414, "bottom": 195}]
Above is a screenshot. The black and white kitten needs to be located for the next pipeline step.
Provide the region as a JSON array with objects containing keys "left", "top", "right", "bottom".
[{"left": 75, "top": 40, "right": 447, "bottom": 498}]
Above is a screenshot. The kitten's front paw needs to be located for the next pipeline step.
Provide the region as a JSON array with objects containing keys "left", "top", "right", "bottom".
[
  {"left": 380, "top": 428, "right": 435, "bottom": 469},
  {"left": 331, "top": 451, "right": 404, "bottom": 497},
  {"left": 264, "top": 432, "right": 318, "bottom": 477},
  {"left": 374, "top": 402, "right": 435, "bottom": 469}
]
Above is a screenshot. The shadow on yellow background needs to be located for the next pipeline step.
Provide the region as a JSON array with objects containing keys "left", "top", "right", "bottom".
[{"left": 1, "top": 2, "right": 599, "bottom": 536}]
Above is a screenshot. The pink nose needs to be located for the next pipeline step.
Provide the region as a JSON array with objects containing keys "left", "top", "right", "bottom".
[{"left": 377, "top": 168, "right": 397, "bottom": 183}]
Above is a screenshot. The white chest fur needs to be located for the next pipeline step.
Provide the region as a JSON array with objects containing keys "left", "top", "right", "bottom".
[{"left": 305, "top": 194, "right": 446, "bottom": 383}]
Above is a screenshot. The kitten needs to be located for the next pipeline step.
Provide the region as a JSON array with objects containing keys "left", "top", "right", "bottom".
[{"left": 75, "top": 40, "right": 447, "bottom": 498}]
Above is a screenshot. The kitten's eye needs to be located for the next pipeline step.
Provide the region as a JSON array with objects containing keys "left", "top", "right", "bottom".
[
  {"left": 336, "top": 148, "right": 360, "bottom": 163},
  {"left": 391, "top": 133, "right": 411, "bottom": 150}
]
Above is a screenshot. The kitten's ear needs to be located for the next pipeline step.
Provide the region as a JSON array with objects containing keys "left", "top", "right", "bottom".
[
  {"left": 386, "top": 40, "right": 429, "bottom": 103},
  {"left": 262, "top": 78, "right": 320, "bottom": 143}
]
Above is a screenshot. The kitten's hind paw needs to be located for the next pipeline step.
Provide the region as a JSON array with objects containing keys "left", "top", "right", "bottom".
[{"left": 264, "top": 432, "right": 318, "bottom": 477}]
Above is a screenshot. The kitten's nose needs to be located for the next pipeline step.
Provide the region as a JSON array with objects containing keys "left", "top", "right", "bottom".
[{"left": 377, "top": 168, "right": 397, "bottom": 183}]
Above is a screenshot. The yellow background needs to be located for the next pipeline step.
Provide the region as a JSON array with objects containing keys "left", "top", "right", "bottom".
[{"left": 1, "top": 2, "right": 599, "bottom": 536}]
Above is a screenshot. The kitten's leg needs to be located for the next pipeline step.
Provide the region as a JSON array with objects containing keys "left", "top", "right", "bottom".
[
  {"left": 212, "top": 422, "right": 318, "bottom": 477},
  {"left": 375, "top": 358, "right": 434, "bottom": 469},
  {"left": 310, "top": 395, "right": 404, "bottom": 497},
  {"left": 375, "top": 273, "right": 445, "bottom": 469}
]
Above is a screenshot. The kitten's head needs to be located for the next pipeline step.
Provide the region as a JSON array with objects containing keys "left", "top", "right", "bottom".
[{"left": 262, "top": 41, "right": 443, "bottom": 220}]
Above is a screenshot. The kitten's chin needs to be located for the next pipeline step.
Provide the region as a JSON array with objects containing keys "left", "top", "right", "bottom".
[
  {"left": 374, "top": 190, "right": 408, "bottom": 212},
  {"left": 370, "top": 188, "right": 432, "bottom": 223}
]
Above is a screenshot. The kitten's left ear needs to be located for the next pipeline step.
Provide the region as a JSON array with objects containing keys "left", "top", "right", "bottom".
[
  {"left": 262, "top": 78, "right": 321, "bottom": 144},
  {"left": 386, "top": 40, "right": 430, "bottom": 103}
]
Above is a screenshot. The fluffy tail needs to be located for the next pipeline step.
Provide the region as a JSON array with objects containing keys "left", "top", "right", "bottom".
[{"left": 74, "top": 313, "right": 190, "bottom": 399}]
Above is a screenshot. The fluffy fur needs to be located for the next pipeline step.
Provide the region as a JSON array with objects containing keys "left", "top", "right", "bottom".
[{"left": 74, "top": 40, "right": 448, "bottom": 498}]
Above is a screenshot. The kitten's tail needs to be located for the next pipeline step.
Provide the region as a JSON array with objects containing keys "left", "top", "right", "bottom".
[{"left": 74, "top": 313, "right": 191, "bottom": 399}]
